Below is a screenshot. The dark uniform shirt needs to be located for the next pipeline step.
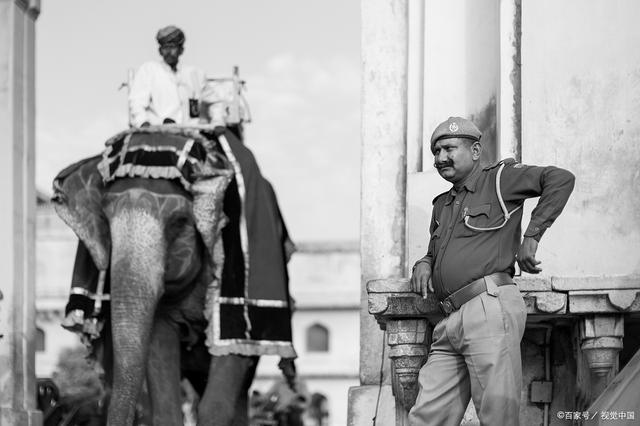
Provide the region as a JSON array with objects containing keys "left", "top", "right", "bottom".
[{"left": 418, "top": 158, "right": 575, "bottom": 300}]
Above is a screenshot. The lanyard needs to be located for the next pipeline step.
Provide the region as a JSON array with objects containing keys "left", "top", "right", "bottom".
[{"left": 463, "top": 162, "right": 521, "bottom": 231}]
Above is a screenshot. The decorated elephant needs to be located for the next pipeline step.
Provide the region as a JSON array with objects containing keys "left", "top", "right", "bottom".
[{"left": 52, "top": 127, "right": 297, "bottom": 425}]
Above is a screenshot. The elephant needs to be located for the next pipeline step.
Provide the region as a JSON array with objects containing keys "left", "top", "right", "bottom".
[{"left": 53, "top": 127, "right": 297, "bottom": 425}]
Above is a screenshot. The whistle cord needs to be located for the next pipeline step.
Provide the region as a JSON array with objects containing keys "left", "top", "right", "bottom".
[{"left": 463, "top": 163, "right": 522, "bottom": 232}]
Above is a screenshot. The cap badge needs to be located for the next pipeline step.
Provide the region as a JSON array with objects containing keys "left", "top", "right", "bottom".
[{"left": 449, "top": 122, "right": 459, "bottom": 132}]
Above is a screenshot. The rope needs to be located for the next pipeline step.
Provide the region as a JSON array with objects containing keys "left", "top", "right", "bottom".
[{"left": 372, "top": 330, "right": 386, "bottom": 425}]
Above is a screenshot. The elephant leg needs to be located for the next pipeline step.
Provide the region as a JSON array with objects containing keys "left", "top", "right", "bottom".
[
  {"left": 146, "top": 316, "right": 183, "bottom": 426},
  {"left": 197, "top": 355, "right": 259, "bottom": 426}
]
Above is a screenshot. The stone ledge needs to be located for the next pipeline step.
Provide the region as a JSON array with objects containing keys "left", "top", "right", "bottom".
[
  {"left": 368, "top": 278, "right": 640, "bottom": 319},
  {"left": 568, "top": 289, "right": 640, "bottom": 313},
  {"left": 553, "top": 275, "right": 640, "bottom": 291},
  {"left": 515, "top": 276, "right": 553, "bottom": 291}
]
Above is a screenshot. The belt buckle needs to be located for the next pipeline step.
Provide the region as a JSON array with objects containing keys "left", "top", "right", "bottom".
[{"left": 439, "top": 299, "right": 455, "bottom": 315}]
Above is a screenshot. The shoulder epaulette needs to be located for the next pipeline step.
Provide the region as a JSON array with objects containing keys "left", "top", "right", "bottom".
[
  {"left": 432, "top": 191, "right": 448, "bottom": 205},
  {"left": 483, "top": 157, "right": 517, "bottom": 171}
]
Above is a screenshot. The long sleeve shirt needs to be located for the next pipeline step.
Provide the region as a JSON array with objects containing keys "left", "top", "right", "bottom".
[
  {"left": 416, "top": 158, "right": 575, "bottom": 300},
  {"left": 128, "top": 60, "right": 209, "bottom": 127}
]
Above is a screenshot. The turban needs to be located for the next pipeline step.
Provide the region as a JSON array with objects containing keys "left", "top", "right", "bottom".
[
  {"left": 156, "top": 25, "right": 185, "bottom": 46},
  {"left": 430, "top": 116, "right": 482, "bottom": 152}
]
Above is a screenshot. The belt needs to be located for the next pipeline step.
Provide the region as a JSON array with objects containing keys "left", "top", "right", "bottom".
[{"left": 439, "top": 272, "right": 514, "bottom": 315}]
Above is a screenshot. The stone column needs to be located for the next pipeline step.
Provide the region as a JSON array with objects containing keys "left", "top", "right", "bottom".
[
  {"left": 580, "top": 315, "right": 624, "bottom": 398},
  {"left": 497, "top": 0, "right": 521, "bottom": 161},
  {"left": 348, "top": 0, "right": 408, "bottom": 425},
  {"left": 0, "top": 0, "right": 41, "bottom": 424},
  {"left": 406, "top": 0, "right": 425, "bottom": 173}
]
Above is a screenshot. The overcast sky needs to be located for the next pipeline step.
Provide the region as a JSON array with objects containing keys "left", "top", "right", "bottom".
[{"left": 36, "top": 0, "right": 361, "bottom": 242}]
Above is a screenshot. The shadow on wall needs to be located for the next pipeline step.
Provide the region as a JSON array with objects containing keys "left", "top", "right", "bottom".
[{"left": 470, "top": 96, "right": 497, "bottom": 165}]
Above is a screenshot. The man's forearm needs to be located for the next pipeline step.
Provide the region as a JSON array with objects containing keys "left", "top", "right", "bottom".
[{"left": 526, "top": 167, "right": 575, "bottom": 241}]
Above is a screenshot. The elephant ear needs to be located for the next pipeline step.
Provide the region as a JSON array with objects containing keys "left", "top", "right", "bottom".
[
  {"left": 191, "top": 170, "right": 233, "bottom": 274},
  {"left": 51, "top": 156, "right": 111, "bottom": 270}
]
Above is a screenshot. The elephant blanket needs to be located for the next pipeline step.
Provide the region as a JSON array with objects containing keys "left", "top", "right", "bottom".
[
  {"left": 54, "top": 126, "right": 297, "bottom": 359},
  {"left": 204, "top": 129, "right": 297, "bottom": 358}
]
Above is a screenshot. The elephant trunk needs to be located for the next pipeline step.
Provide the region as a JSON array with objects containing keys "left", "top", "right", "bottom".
[{"left": 106, "top": 209, "right": 167, "bottom": 426}]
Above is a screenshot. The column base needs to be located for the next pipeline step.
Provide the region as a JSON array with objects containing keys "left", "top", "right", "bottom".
[
  {"left": 0, "top": 407, "right": 42, "bottom": 426},
  {"left": 348, "top": 385, "right": 397, "bottom": 426}
]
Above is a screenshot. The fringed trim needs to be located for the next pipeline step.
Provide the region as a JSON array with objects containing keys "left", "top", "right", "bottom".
[{"left": 108, "top": 163, "right": 192, "bottom": 190}]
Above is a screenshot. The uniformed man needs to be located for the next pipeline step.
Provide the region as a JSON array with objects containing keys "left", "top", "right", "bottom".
[{"left": 408, "top": 117, "right": 575, "bottom": 425}]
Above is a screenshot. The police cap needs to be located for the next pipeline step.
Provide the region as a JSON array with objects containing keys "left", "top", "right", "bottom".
[{"left": 430, "top": 116, "right": 482, "bottom": 152}]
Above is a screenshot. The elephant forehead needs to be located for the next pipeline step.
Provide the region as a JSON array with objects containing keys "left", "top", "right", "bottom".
[{"left": 103, "top": 188, "right": 193, "bottom": 222}]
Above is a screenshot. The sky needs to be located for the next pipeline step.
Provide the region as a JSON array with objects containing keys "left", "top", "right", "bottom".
[{"left": 36, "top": 0, "right": 361, "bottom": 242}]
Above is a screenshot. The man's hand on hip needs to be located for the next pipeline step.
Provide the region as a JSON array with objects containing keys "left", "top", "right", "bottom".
[
  {"left": 517, "top": 236, "right": 542, "bottom": 274},
  {"left": 411, "top": 262, "right": 434, "bottom": 299}
]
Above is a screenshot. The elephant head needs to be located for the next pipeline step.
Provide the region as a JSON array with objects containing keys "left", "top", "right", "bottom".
[{"left": 103, "top": 178, "right": 217, "bottom": 425}]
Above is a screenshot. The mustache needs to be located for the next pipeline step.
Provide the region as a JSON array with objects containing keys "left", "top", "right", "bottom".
[{"left": 435, "top": 161, "right": 454, "bottom": 169}]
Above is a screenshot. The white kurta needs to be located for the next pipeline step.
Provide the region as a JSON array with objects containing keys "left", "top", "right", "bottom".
[{"left": 128, "top": 60, "right": 210, "bottom": 127}]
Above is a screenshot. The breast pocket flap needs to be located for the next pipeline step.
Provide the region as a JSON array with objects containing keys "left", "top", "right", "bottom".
[{"left": 465, "top": 204, "right": 491, "bottom": 218}]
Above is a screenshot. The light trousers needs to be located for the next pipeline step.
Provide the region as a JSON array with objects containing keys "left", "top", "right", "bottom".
[{"left": 408, "top": 285, "right": 527, "bottom": 426}]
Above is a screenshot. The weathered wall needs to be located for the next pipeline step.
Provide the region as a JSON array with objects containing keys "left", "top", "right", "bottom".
[
  {"left": 423, "top": 0, "right": 500, "bottom": 167},
  {"left": 410, "top": 0, "right": 501, "bottom": 271},
  {"left": 521, "top": 0, "right": 640, "bottom": 277},
  {"left": 359, "top": 0, "right": 408, "bottom": 387}
]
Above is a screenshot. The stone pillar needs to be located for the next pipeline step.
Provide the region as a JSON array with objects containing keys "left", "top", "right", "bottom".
[
  {"left": 367, "top": 278, "right": 438, "bottom": 417},
  {"left": 0, "top": 0, "right": 41, "bottom": 424},
  {"left": 579, "top": 315, "right": 624, "bottom": 398},
  {"left": 406, "top": 0, "right": 425, "bottom": 173},
  {"left": 497, "top": 0, "right": 521, "bottom": 161},
  {"left": 348, "top": 0, "right": 408, "bottom": 425}
]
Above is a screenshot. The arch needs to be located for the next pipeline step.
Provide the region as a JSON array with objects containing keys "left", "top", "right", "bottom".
[
  {"left": 306, "top": 323, "right": 329, "bottom": 352},
  {"left": 35, "top": 327, "right": 45, "bottom": 352}
]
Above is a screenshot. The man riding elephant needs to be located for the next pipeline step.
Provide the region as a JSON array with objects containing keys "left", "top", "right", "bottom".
[
  {"left": 64, "top": 25, "right": 228, "bottom": 327},
  {"left": 128, "top": 25, "right": 225, "bottom": 128},
  {"left": 55, "top": 28, "right": 296, "bottom": 423}
]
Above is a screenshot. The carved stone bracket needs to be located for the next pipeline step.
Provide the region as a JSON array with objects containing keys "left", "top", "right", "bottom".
[
  {"left": 367, "top": 278, "right": 432, "bottom": 411},
  {"left": 387, "top": 320, "right": 428, "bottom": 411},
  {"left": 580, "top": 315, "right": 624, "bottom": 377},
  {"left": 522, "top": 291, "right": 567, "bottom": 314}
]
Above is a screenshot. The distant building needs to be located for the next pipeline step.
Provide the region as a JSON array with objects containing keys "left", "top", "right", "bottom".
[
  {"left": 35, "top": 191, "right": 82, "bottom": 377},
  {"left": 252, "top": 241, "right": 360, "bottom": 426},
  {"left": 35, "top": 192, "right": 360, "bottom": 426}
]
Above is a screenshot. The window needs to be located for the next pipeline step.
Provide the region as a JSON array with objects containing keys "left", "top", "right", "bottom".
[
  {"left": 306, "top": 323, "right": 329, "bottom": 352},
  {"left": 36, "top": 327, "right": 45, "bottom": 352}
]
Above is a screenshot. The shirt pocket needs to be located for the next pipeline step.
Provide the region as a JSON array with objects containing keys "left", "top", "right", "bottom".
[
  {"left": 458, "top": 203, "right": 493, "bottom": 237},
  {"left": 430, "top": 224, "right": 443, "bottom": 253}
]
